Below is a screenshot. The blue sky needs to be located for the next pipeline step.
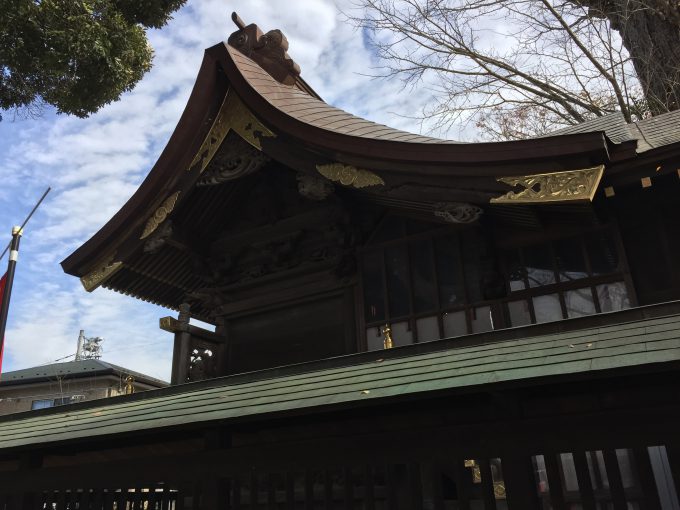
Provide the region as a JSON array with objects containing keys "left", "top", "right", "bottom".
[{"left": 0, "top": 0, "right": 446, "bottom": 381}]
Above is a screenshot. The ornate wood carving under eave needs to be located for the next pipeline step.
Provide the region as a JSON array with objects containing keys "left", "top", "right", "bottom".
[
  {"left": 490, "top": 165, "right": 605, "bottom": 204},
  {"left": 80, "top": 258, "right": 123, "bottom": 292},
  {"left": 196, "top": 133, "right": 270, "bottom": 186},
  {"left": 140, "top": 191, "right": 181, "bottom": 240},
  {"left": 297, "top": 172, "right": 334, "bottom": 200},
  {"left": 187, "top": 90, "right": 275, "bottom": 174},
  {"left": 316, "top": 163, "right": 385, "bottom": 189},
  {"left": 433, "top": 202, "right": 483, "bottom": 223}
]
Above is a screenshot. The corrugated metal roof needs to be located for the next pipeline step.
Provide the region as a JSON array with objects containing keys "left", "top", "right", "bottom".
[{"left": 0, "top": 312, "right": 678, "bottom": 450}]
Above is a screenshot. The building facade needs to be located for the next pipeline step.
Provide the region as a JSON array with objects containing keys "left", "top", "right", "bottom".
[
  {"left": 0, "top": 13, "right": 679, "bottom": 509},
  {"left": 0, "top": 360, "right": 167, "bottom": 415}
]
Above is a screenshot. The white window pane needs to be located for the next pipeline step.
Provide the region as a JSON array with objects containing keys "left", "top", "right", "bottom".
[
  {"left": 596, "top": 282, "right": 630, "bottom": 312},
  {"left": 533, "top": 294, "right": 562, "bottom": 323},
  {"left": 443, "top": 310, "right": 467, "bottom": 337},
  {"left": 416, "top": 316, "right": 440, "bottom": 342},
  {"left": 472, "top": 306, "right": 492, "bottom": 333},
  {"left": 31, "top": 399, "right": 53, "bottom": 410},
  {"left": 507, "top": 300, "right": 532, "bottom": 327},
  {"left": 391, "top": 321, "right": 413, "bottom": 347},
  {"left": 366, "top": 327, "right": 383, "bottom": 351},
  {"left": 564, "top": 288, "right": 596, "bottom": 318}
]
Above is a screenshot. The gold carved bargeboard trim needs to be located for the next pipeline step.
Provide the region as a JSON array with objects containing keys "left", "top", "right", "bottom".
[
  {"left": 316, "top": 163, "right": 385, "bottom": 188},
  {"left": 188, "top": 89, "right": 275, "bottom": 174},
  {"left": 80, "top": 259, "right": 123, "bottom": 292},
  {"left": 490, "top": 164, "right": 605, "bottom": 204},
  {"left": 140, "top": 191, "right": 180, "bottom": 240}
]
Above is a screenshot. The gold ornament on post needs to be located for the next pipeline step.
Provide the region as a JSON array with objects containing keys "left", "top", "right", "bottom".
[
  {"left": 124, "top": 375, "right": 135, "bottom": 395},
  {"left": 381, "top": 324, "right": 393, "bottom": 349}
]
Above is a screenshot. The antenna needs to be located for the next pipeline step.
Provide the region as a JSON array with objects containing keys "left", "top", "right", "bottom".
[{"left": 75, "top": 330, "right": 104, "bottom": 360}]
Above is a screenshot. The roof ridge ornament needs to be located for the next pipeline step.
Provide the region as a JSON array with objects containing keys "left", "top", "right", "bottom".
[{"left": 228, "top": 12, "right": 301, "bottom": 86}]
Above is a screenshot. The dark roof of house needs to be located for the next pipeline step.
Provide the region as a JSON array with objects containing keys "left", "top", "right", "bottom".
[
  {"left": 0, "top": 360, "right": 168, "bottom": 388},
  {"left": 0, "top": 308, "right": 678, "bottom": 451}
]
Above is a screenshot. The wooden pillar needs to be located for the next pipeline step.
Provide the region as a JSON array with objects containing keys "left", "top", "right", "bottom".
[
  {"left": 19, "top": 453, "right": 42, "bottom": 510},
  {"left": 214, "top": 317, "right": 229, "bottom": 377},
  {"left": 163, "top": 303, "right": 192, "bottom": 385},
  {"left": 502, "top": 454, "right": 540, "bottom": 510}
]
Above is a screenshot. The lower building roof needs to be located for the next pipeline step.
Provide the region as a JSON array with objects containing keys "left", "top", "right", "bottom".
[
  {"left": 0, "top": 310, "right": 679, "bottom": 451},
  {"left": 0, "top": 360, "right": 168, "bottom": 389}
]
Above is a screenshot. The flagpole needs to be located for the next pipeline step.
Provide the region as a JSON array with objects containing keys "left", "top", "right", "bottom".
[
  {"left": 0, "top": 226, "right": 22, "bottom": 376},
  {"left": 0, "top": 186, "right": 51, "bottom": 377}
]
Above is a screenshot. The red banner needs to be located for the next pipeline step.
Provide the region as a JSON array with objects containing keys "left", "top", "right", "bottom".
[{"left": 0, "top": 272, "right": 5, "bottom": 373}]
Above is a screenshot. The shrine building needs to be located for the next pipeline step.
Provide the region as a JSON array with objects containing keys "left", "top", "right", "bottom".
[{"left": 1, "top": 13, "right": 680, "bottom": 509}]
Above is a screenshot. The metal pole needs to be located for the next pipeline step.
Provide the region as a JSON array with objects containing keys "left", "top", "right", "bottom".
[
  {"left": 0, "top": 187, "right": 50, "bottom": 264},
  {"left": 0, "top": 226, "right": 23, "bottom": 377}
]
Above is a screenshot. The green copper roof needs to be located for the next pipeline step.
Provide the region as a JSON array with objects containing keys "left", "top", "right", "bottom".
[{"left": 0, "top": 313, "right": 679, "bottom": 451}]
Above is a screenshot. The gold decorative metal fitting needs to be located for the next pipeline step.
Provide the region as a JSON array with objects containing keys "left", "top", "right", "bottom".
[
  {"left": 159, "top": 316, "right": 180, "bottom": 333},
  {"left": 140, "top": 191, "right": 180, "bottom": 240},
  {"left": 381, "top": 324, "right": 393, "bottom": 349},
  {"left": 80, "top": 258, "right": 123, "bottom": 292},
  {"left": 604, "top": 186, "right": 615, "bottom": 198},
  {"left": 316, "top": 163, "right": 385, "bottom": 189},
  {"left": 124, "top": 375, "right": 135, "bottom": 395},
  {"left": 464, "top": 460, "right": 482, "bottom": 483},
  {"left": 490, "top": 164, "right": 604, "bottom": 204},
  {"left": 641, "top": 176, "right": 652, "bottom": 188},
  {"left": 187, "top": 89, "right": 275, "bottom": 174}
]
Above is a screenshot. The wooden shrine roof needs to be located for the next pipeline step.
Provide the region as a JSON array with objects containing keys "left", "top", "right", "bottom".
[
  {"left": 1, "top": 307, "right": 679, "bottom": 452},
  {"left": 545, "top": 109, "right": 680, "bottom": 153},
  {"left": 60, "top": 13, "right": 680, "bottom": 310}
]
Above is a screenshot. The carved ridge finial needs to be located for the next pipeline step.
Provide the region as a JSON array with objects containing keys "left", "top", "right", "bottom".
[{"left": 227, "top": 14, "right": 301, "bottom": 86}]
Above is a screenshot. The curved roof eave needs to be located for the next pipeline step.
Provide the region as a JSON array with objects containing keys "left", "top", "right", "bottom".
[
  {"left": 61, "top": 41, "right": 624, "bottom": 278},
  {"left": 61, "top": 49, "right": 228, "bottom": 276},
  {"left": 217, "top": 43, "right": 616, "bottom": 168}
]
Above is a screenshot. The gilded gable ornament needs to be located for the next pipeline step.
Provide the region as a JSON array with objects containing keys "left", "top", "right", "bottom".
[
  {"left": 187, "top": 90, "right": 275, "bottom": 174},
  {"left": 80, "top": 258, "right": 123, "bottom": 292},
  {"left": 316, "top": 163, "right": 385, "bottom": 189},
  {"left": 490, "top": 165, "right": 605, "bottom": 204},
  {"left": 140, "top": 191, "right": 180, "bottom": 240}
]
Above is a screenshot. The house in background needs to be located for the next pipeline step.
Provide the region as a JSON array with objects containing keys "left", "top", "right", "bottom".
[{"left": 0, "top": 359, "right": 167, "bottom": 415}]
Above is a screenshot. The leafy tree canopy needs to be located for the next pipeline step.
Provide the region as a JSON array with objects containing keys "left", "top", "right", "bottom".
[{"left": 0, "top": 0, "right": 186, "bottom": 119}]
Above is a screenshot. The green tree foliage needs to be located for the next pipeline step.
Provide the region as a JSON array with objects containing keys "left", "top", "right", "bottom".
[{"left": 0, "top": 0, "right": 186, "bottom": 119}]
